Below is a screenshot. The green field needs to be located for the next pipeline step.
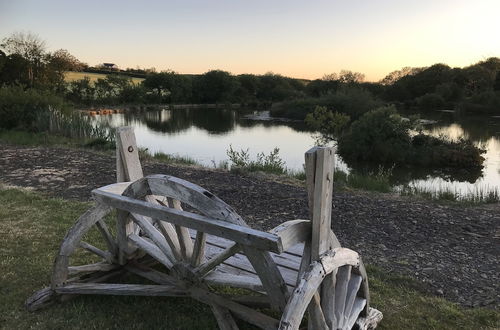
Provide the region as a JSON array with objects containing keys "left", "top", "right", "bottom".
[{"left": 64, "top": 71, "right": 144, "bottom": 85}]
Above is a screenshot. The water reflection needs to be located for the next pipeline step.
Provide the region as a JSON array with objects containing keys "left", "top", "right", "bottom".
[{"left": 94, "top": 107, "right": 500, "bottom": 195}]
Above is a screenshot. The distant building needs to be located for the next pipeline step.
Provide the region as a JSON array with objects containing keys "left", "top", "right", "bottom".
[{"left": 101, "top": 63, "right": 119, "bottom": 70}]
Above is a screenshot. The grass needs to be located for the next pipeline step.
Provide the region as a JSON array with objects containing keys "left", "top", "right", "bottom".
[
  {"left": 64, "top": 71, "right": 144, "bottom": 85},
  {"left": 0, "top": 129, "right": 114, "bottom": 150},
  {"left": 138, "top": 148, "right": 200, "bottom": 166},
  {"left": 399, "top": 184, "right": 500, "bottom": 204},
  {"left": 0, "top": 187, "right": 498, "bottom": 329}
]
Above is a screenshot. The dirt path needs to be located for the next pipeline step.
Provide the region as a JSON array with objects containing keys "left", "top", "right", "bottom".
[{"left": 0, "top": 143, "right": 498, "bottom": 308}]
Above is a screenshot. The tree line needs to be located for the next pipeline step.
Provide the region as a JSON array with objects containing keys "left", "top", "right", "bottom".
[{"left": 1, "top": 31, "right": 498, "bottom": 116}]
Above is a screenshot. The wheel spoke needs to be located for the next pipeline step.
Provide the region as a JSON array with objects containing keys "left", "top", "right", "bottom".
[
  {"left": 191, "top": 231, "right": 207, "bottom": 266},
  {"left": 79, "top": 241, "right": 114, "bottom": 263},
  {"left": 95, "top": 219, "right": 117, "bottom": 255},
  {"left": 68, "top": 262, "right": 117, "bottom": 275},
  {"left": 334, "top": 265, "right": 351, "bottom": 325},
  {"left": 130, "top": 213, "right": 176, "bottom": 264},
  {"left": 341, "top": 274, "right": 363, "bottom": 328}
]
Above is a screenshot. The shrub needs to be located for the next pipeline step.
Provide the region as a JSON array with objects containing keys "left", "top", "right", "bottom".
[
  {"left": 416, "top": 93, "right": 445, "bottom": 110},
  {"left": 338, "top": 106, "right": 412, "bottom": 164},
  {"left": 305, "top": 105, "right": 350, "bottom": 140},
  {"left": 0, "top": 85, "right": 68, "bottom": 130}
]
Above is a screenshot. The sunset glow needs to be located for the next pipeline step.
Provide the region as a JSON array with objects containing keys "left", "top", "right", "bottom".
[{"left": 1, "top": 0, "right": 499, "bottom": 80}]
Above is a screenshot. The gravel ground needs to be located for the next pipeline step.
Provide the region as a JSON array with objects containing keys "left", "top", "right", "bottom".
[{"left": 0, "top": 143, "right": 498, "bottom": 308}]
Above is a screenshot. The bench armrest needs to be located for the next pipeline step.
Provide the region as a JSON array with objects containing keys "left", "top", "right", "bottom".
[{"left": 269, "top": 219, "right": 311, "bottom": 252}]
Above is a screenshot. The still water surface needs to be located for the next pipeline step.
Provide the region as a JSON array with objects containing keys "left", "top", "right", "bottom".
[{"left": 94, "top": 108, "right": 500, "bottom": 196}]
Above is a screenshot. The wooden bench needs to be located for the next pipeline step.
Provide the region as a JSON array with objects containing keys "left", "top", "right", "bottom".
[{"left": 27, "top": 127, "right": 382, "bottom": 330}]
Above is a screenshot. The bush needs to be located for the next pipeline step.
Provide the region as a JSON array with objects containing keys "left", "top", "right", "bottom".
[
  {"left": 339, "top": 106, "right": 412, "bottom": 164},
  {"left": 0, "top": 85, "right": 69, "bottom": 130},
  {"left": 416, "top": 93, "right": 445, "bottom": 110},
  {"left": 305, "top": 106, "right": 350, "bottom": 140}
]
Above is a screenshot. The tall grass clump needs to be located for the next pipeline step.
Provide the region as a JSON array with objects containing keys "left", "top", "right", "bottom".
[
  {"left": 399, "top": 184, "right": 500, "bottom": 204},
  {"left": 138, "top": 148, "right": 200, "bottom": 166},
  {"left": 226, "top": 145, "right": 287, "bottom": 175}
]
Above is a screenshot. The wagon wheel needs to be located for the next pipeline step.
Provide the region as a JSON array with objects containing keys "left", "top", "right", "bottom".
[
  {"left": 51, "top": 203, "right": 120, "bottom": 289},
  {"left": 280, "top": 248, "right": 370, "bottom": 330}
]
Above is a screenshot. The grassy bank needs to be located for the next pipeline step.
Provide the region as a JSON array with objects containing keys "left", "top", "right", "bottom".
[{"left": 0, "top": 187, "right": 498, "bottom": 329}]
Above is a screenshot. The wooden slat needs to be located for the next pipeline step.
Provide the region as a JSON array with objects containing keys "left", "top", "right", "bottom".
[
  {"left": 321, "top": 269, "right": 338, "bottom": 329},
  {"left": 116, "top": 126, "right": 143, "bottom": 182},
  {"left": 55, "top": 283, "right": 187, "bottom": 296},
  {"left": 341, "top": 274, "right": 363, "bottom": 329},
  {"left": 269, "top": 219, "right": 311, "bottom": 252},
  {"left": 243, "top": 247, "right": 289, "bottom": 311},
  {"left": 68, "top": 262, "right": 117, "bottom": 275},
  {"left": 130, "top": 213, "right": 176, "bottom": 264},
  {"left": 167, "top": 197, "right": 194, "bottom": 261},
  {"left": 190, "top": 287, "right": 279, "bottom": 330},
  {"left": 128, "top": 234, "right": 173, "bottom": 268},
  {"left": 95, "top": 219, "right": 117, "bottom": 255},
  {"left": 279, "top": 261, "right": 326, "bottom": 330},
  {"left": 334, "top": 265, "right": 351, "bottom": 325},
  {"left": 345, "top": 298, "right": 367, "bottom": 330},
  {"left": 147, "top": 175, "right": 245, "bottom": 225},
  {"left": 196, "top": 243, "right": 240, "bottom": 277},
  {"left": 79, "top": 241, "right": 114, "bottom": 263},
  {"left": 116, "top": 210, "right": 134, "bottom": 264},
  {"left": 92, "top": 189, "right": 284, "bottom": 253},
  {"left": 210, "top": 304, "right": 239, "bottom": 330},
  {"left": 204, "top": 271, "right": 263, "bottom": 292},
  {"left": 191, "top": 231, "right": 207, "bottom": 266}
]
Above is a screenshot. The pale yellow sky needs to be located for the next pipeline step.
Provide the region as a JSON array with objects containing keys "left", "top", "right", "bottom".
[{"left": 1, "top": 0, "right": 499, "bottom": 81}]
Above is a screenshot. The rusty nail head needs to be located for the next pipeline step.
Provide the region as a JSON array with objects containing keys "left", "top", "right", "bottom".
[{"left": 128, "top": 146, "right": 134, "bottom": 152}]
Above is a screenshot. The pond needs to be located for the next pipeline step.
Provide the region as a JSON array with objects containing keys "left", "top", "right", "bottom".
[{"left": 92, "top": 107, "right": 500, "bottom": 197}]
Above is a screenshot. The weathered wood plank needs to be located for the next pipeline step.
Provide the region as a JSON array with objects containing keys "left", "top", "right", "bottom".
[
  {"left": 195, "top": 243, "right": 240, "bottom": 277},
  {"left": 55, "top": 283, "right": 187, "bottom": 296},
  {"left": 279, "top": 261, "right": 326, "bottom": 330},
  {"left": 334, "top": 265, "right": 351, "bottom": 326},
  {"left": 191, "top": 231, "right": 207, "bottom": 266},
  {"left": 130, "top": 213, "right": 176, "bottom": 264},
  {"left": 79, "top": 241, "right": 114, "bottom": 263},
  {"left": 147, "top": 175, "right": 245, "bottom": 225},
  {"left": 190, "top": 287, "right": 279, "bottom": 330},
  {"left": 307, "top": 147, "right": 335, "bottom": 261},
  {"left": 321, "top": 269, "right": 338, "bottom": 329},
  {"left": 243, "top": 247, "right": 289, "bottom": 311},
  {"left": 95, "top": 219, "right": 117, "bottom": 255},
  {"left": 341, "top": 274, "right": 363, "bottom": 328},
  {"left": 269, "top": 219, "right": 311, "bottom": 252},
  {"left": 345, "top": 297, "right": 367, "bottom": 330},
  {"left": 116, "top": 126, "right": 143, "bottom": 182},
  {"left": 116, "top": 210, "right": 134, "bottom": 264},
  {"left": 356, "top": 307, "right": 383, "bottom": 330},
  {"left": 204, "top": 271, "right": 263, "bottom": 292},
  {"left": 92, "top": 189, "right": 284, "bottom": 253},
  {"left": 210, "top": 304, "right": 239, "bottom": 330},
  {"left": 68, "top": 262, "right": 117, "bottom": 275},
  {"left": 128, "top": 233, "right": 173, "bottom": 268}
]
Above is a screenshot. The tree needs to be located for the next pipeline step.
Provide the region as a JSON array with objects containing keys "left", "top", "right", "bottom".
[
  {"left": 338, "top": 70, "right": 365, "bottom": 84},
  {"left": 195, "top": 70, "right": 238, "bottom": 103},
  {"left": 45, "top": 49, "right": 85, "bottom": 90},
  {"left": 142, "top": 71, "right": 177, "bottom": 102},
  {"left": 1, "top": 32, "right": 46, "bottom": 86}
]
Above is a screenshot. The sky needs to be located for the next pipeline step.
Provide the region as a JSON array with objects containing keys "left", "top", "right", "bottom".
[{"left": 1, "top": 0, "right": 499, "bottom": 81}]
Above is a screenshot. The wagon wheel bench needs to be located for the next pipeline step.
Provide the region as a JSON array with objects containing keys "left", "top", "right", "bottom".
[{"left": 26, "top": 127, "right": 382, "bottom": 330}]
